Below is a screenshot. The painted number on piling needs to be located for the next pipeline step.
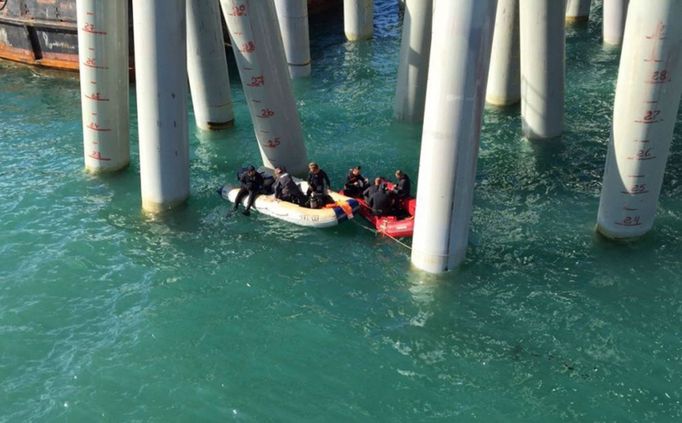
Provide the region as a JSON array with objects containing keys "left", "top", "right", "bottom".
[
  {"left": 643, "top": 110, "right": 661, "bottom": 123},
  {"left": 229, "top": 4, "right": 247, "bottom": 16},
  {"left": 88, "top": 151, "right": 111, "bottom": 161},
  {"left": 81, "top": 23, "right": 106, "bottom": 35},
  {"left": 83, "top": 57, "right": 107, "bottom": 70},
  {"left": 650, "top": 70, "right": 670, "bottom": 83},
  {"left": 622, "top": 184, "right": 648, "bottom": 195},
  {"left": 627, "top": 148, "right": 656, "bottom": 161},
  {"left": 258, "top": 108, "right": 274, "bottom": 118},
  {"left": 85, "top": 92, "right": 109, "bottom": 102},
  {"left": 239, "top": 41, "right": 256, "bottom": 53},
  {"left": 87, "top": 122, "right": 110, "bottom": 132},
  {"left": 247, "top": 75, "right": 264, "bottom": 87},
  {"left": 264, "top": 138, "right": 280, "bottom": 148},
  {"left": 616, "top": 216, "right": 642, "bottom": 227}
]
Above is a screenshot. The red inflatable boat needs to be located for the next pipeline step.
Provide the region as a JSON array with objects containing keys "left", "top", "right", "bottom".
[{"left": 342, "top": 182, "right": 416, "bottom": 238}]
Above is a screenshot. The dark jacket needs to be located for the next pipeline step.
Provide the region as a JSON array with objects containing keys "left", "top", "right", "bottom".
[
  {"left": 363, "top": 184, "right": 382, "bottom": 202},
  {"left": 345, "top": 170, "right": 368, "bottom": 189},
  {"left": 273, "top": 173, "right": 304, "bottom": 199},
  {"left": 308, "top": 169, "right": 330, "bottom": 193},
  {"left": 393, "top": 174, "right": 411, "bottom": 199},
  {"left": 368, "top": 188, "right": 393, "bottom": 216},
  {"left": 240, "top": 171, "right": 264, "bottom": 192}
]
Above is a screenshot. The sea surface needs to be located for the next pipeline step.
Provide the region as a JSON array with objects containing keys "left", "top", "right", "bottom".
[{"left": 2, "top": 2, "right": 682, "bottom": 421}]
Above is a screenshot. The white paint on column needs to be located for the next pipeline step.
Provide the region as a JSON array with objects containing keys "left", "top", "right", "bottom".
[
  {"left": 520, "top": 0, "right": 566, "bottom": 139},
  {"left": 187, "top": 0, "right": 234, "bottom": 130},
  {"left": 220, "top": 0, "right": 308, "bottom": 175},
  {"left": 274, "top": 0, "right": 311, "bottom": 78},
  {"left": 486, "top": 0, "right": 520, "bottom": 106},
  {"left": 393, "top": 0, "right": 432, "bottom": 122},
  {"left": 603, "top": 0, "right": 629, "bottom": 46},
  {"left": 597, "top": 0, "right": 682, "bottom": 239},
  {"left": 133, "top": 0, "right": 190, "bottom": 212},
  {"left": 344, "top": 0, "right": 373, "bottom": 41},
  {"left": 77, "top": 0, "right": 129, "bottom": 173},
  {"left": 565, "top": 0, "right": 590, "bottom": 23},
  {"left": 411, "top": 0, "right": 498, "bottom": 274}
]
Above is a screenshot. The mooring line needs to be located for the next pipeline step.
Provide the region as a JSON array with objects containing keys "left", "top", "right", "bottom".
[{"left": 351, "top": 218, "right": 412, "bottom": 251}]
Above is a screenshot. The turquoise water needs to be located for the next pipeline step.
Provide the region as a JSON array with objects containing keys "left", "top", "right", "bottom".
[{"left": 2, "top": 2, "right": 682, "bottom": 421}]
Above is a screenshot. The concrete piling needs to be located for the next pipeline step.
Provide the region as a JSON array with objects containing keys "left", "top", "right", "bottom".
[
  {"left": 133, "top": 0, "right": 190, "bottom": 212},
  {"left": 344, "top": 0, "right": 373, "bottom": 41},
  {"left": 486, "top": 0, "right": 520, "bottom": 106},
  {"left": 597, "top": 0, "right": 682, "bottom": 239},
  {"left": 411, "top": 0, "right": 498, "bottom": 274},
  {"left": 186, "top": 0, "right": 234, "bottom": 130},
  {"left": 220, "top": 0, "right": 308, "bottom": 175},
  {"left": 603, "top": 0, "right": 629, "bottom": 46},
  {"left": 77, "top": 0, "right": 129, "bottom": 173},
  {"left": 520, "top": 0, "right": 566, "bottom": 139},
  {"left": 393, "top": 0, "right": 432, "bottom": 123},
  {"left": 565, "top": 0, "right": 590, "bottom": 24},
  {"left": 274, "top": 0, "right": 312, "bottom": 78}
]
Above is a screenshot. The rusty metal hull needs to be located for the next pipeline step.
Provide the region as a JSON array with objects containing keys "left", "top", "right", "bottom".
[{"left": 0, "top": 0, "right": 80, "bottom": 70}]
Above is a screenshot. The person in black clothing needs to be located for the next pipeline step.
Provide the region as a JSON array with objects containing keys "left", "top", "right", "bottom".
[
  {"left": 306, "top": 162, "right": 331, "bottom": 196},
  {"left": 273, "top": 166, "right": 306, "bottom": 205},
  {"left": 391, "top": 169, "right": 411, "bottom": 199},
  {"left": 363, "top": 177, "right": 384, "bottom": 203},
  {"left": 343, "top": 165, "right": 369, "bottom": 197},
  {"left": 233, "top": 165, "right": 264, "bottom": 216},
  {"left": 368, "top": 183, "right": 394, "bottom": 217}
]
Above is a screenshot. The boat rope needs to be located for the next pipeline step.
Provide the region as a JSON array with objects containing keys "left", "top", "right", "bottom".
[
  {"left": 382, "top": 231, "right": 413, "bottom": 251},
  {"left": 351, "top": 219, "right": 412, "bottom": 251},
  {"left": 351, "top": 218, "right": 377, "bottom": 234}
]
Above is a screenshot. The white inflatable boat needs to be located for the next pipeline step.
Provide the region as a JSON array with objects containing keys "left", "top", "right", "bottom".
[{"left": 218, "top": 181, "right": 361, "bottom": 228}]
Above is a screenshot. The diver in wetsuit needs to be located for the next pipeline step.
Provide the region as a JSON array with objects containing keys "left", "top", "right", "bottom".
[
  {"left": 391, "top": 169, "right": 411, "bottom": 199},
  {"left": 343, "top": 165, "right": 369, "bottom": 197},
  {"left": 233, "top": 165, "right": 264, "bottom": 216},
  {"left": 273, "top": 166, "right": 306, "bottom": 206},
  {"left": 306, "top": 162, "right": 331, "bottom": 195},
  {"left": 367, "top": 183, "right": 393, "bottom": 217},
  {"left": 363, "top": 177, "right": 384, "bottom": 203},
  {"left": 306, "top": 162, "right": 332, "bottom": 208}
]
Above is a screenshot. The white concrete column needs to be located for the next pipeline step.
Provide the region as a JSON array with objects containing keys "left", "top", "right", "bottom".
[
  {"left": 344, "top": 0, "right": 373, "bottom": 41},
  {"left": 520, "top": 0, "right": 566, "bottom": 139},
  {"left": 565, "top": 0, "right": 590, "bottom": 23},
  {"left": 274, "top": 0, "right": 311, "bottom": 78},
  {"left": 133, "top": 0, "right": 190, "bottom": 212},
  {"left": 187, "top": 0, "right": 234, "bottom": 130},
  {"left": 411, "top": 0, "right": 498, "bottom": 274},
  {"left": 220, "top": 0, "right": 308, "bottom": 175},
  {"left": 77, "top": 0, "right": 129, "bottom": 173},
  {"left": 393, "top": 0, "right": 432, "bottom": 122},
  {"left": 597, "top": 0, "right": 682, "bottom": 239},
  {"left": 603, "top": 0, "right": 629, "bottom": 46},
  {"left": 486, "top": 0, "right": 520, "bottom": 106}
]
